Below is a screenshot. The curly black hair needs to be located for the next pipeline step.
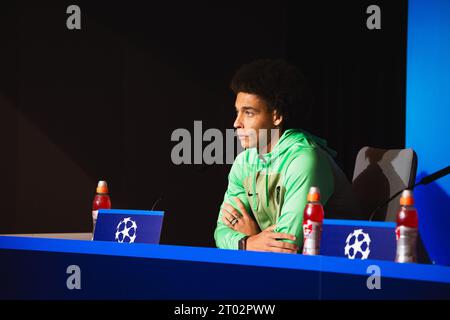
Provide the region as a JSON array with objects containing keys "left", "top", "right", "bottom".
[{"left": 230, "top": 59, "right": 312, "bottom": 129}]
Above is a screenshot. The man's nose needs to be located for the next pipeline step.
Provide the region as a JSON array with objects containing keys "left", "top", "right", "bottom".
[{"left": 234, "top": 113, "right": 243, "bottom": 129}]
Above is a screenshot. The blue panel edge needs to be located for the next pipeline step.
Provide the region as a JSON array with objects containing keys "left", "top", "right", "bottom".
[
  {"left": 98, "top": 209, "right": 164, "bottom": 216},
  {"left": 324, "top": 219, "right": 396, "bottom": 228},
  {"left": 1, "top": 235, "right": 449, "bottom": 284}
]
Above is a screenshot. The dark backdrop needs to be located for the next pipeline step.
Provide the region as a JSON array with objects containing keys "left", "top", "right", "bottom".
[{"left": 0, "top": 0, "right": 407, "bottom": 247}]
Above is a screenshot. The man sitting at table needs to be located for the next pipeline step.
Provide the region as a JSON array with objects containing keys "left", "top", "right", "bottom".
[{"left": 214, "top": 59, "right": 360, "bottom": 253}]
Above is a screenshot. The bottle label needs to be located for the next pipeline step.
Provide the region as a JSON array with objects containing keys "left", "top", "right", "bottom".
[
  {"left": 395, "top": 226, "right": 418, "bottom": 263},
  {"left": 302, "top": 220, "right": 322, "bottom": 255},
  {"left": 92, "top": 210, "right": 98, "bottom": 221},
  {"left": 91, "top": 210, "right": 99, "bottom": 241}
]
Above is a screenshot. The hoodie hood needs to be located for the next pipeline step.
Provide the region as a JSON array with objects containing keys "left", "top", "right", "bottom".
[
  {"left": 248, "top": 129, "right": 336, "bottom": 211},
  {"left": 262, "top": 128, "right": 336, "bottom": 160}
]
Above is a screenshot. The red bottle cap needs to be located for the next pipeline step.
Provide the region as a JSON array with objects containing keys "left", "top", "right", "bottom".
[
  {"left": 96, "top": 180, "right": 109, "bottom": 194},
  {"left": 307, "top": 186, "right": 321, "bottom": 202},
  {"left": 400, "top": 189, "right": 414, "bottom": 206}
]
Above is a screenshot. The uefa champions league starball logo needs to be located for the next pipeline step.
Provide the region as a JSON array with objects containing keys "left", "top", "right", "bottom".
[
  {"left": 344, "top": 229, "right": 371, "bottom": 260},
  {"left": 115, "top": 217, "right": 138, "bottom": 243}
]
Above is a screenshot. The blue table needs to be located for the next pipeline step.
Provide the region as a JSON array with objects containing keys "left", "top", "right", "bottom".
[{"left": 1, "top": 234, "right": 449, "bottom": 300}]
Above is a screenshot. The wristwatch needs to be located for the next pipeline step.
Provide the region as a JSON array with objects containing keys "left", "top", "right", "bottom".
[{"left": 238, "top": 236, "right": 249, "bottom": 250}]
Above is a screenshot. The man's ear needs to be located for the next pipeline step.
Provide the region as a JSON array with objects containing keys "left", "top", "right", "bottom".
[{"left": 272, "top": 110, "right": 283, "bottom": 127}]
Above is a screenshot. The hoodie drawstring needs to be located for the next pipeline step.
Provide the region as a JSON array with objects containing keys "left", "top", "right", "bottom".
[
  {"left": 252, "top": 154, "right": 271, "bottom": 210},
  {"left": 264, "top": 155, "right": 270, "bottom": 208},
  {"left": 251, "top": 156, "right": 258, "bottom": 212},
  {"left": 265, "top": 169, "right": 269, "bottom": 208}
]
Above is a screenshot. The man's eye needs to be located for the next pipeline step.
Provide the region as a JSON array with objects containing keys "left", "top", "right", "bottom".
[{"left": 245, "top": 111, "right": 255, "bottom": 116}]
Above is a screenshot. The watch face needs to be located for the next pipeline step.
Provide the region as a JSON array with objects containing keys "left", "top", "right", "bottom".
[{"left": 239, "top": 236, "right": 248, "bottom": 250}]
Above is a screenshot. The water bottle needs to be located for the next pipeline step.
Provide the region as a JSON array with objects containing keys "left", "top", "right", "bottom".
[
  {"left": 395, "top": 189, "right": 418, "bottom": 263},
  {"left": 302, "top": 186, "right": 324, "bottom": 255},
  {"left": 92, "top": 180, "right": 112, "bottom": 238}
]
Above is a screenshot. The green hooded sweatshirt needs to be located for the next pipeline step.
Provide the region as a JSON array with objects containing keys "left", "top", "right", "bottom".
[{"left": 214, "top": 128, "right": 338, "bottom": 251}]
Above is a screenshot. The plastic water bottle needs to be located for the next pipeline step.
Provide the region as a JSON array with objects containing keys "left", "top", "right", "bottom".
[
  {"left": 302, "top": 187, "right": 324, "bottom": 255},
  {"left": 92, "top": 180, "right": 112, "bottom": 238},
  {"left": 395, "top": 189, "right": 418, "bottom": 263}
]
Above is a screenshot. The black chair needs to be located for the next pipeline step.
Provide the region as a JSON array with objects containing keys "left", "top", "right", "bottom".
[{"left": 352, "top": 146, "right": 418, "bottom": 221}]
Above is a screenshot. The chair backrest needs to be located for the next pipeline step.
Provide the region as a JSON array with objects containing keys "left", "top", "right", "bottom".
[{"left": 352, "top": 146, "right": 418, "bottom": 221}]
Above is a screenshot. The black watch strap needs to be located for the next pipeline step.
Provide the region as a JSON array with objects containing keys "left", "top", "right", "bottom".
[{"left": 238, "top": 236, "right": 249, "bottom": 250}]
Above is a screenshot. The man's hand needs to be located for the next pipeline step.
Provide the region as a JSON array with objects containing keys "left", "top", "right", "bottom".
[
  {"left": 246, "top": 225, "right": 298, "bottom": 253},
  {"left": 221, "top": 197, "right": 261, "bottom": 236}
]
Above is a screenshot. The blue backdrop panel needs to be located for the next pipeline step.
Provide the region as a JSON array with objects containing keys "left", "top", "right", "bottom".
[{"left": 406, "top": 0, "right": 450, "bottom": 265}]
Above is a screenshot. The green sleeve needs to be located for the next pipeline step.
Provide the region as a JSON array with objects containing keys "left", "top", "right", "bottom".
[
  {"left": 275, "top": 150, "right": 334, "bottom": 249},
  {"left": 214, "top": 156, "right": 250, "bottom": 250}
]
